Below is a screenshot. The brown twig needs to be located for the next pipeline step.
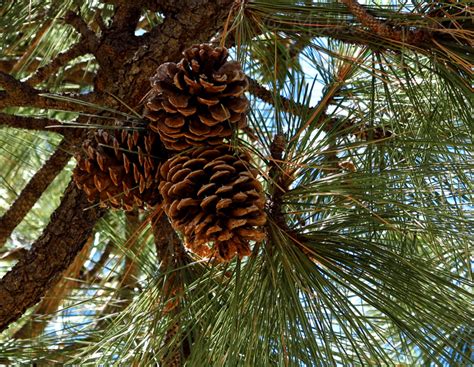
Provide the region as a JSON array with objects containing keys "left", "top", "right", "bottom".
[
  {"left": 268, "top": 134, "right": 291, "bottom": 229},
  {"left": 0, "top": 113, "right": 70, "bottom": 135},
  {"left": 0, "top": 181, "right": 105, "bottom": 332},
  {"left": 109, "top": 3, "right": 143, "bottom": 34},
  {"left": 247, "top": 76, "right": 392, "bottom": 140},
  {"left": 0, "top": 139, "right": 74, "bottom": 248},
  {"left": 79, "top": 241, "right": 114, "bottom": 283},
  {"left": 27, "top": 42, "right": 90, "bottom": 86},
  {"left": 0, "top": 71, "right": 99, "bottom": 111},
  {"left": 340, "top": 0, "right": 428, "bottom": 45},
  {"left": 13, "top": 236, "right": 93, "bottom": 339},
  {"left": 0, "top": 247, "right": 28, "bottom": 262},
  {"left": 152, "top": 215, "right": 190, "bottom": 367},
  {"left": 11, "top": 20, "right": 54, "bottom": 74},
  {"left": 64, "top": 11, "right": 100, "bottom": 50}
]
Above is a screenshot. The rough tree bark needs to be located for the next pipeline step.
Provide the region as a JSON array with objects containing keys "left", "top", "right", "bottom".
[{"left": 0, "top": 182, "right": 104, "bottom": 332}]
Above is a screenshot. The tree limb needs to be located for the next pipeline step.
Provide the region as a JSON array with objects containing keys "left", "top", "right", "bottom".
[
  {"left": 0, "top": 181, "right": 105, "bottom": 332},
  {"left": 0, "top": 139, "right": 74, "bottom": 248},
  {"left": 10, "top": 20, "right": 54, "bottom": 74},
  {"left": 26, "top": 42, "right": 91, "bottom": 86},
  {"left": 13, "top": 236, "right": 93, "bottom": 339},
  {"left": 0, "top": 71, "right": 98, "bottom": 111},
  {"left": 109, "top": 3, "right": 143, "bottom": 35},
  {"left": 152, "top": 215, "right": 190, "bottom": 366},
  {"left": 247, "top": 76, "right": 391, "bottom": 140},
  {"left": 64, "top": 11, "right": 100, "bottom": 51},
  {"left": 340, "top": 0, "right": 427, "bottom": 44},
  {"left": 0, "top": 113, "right": 70, "bottom": 135},
  {"left": 79, "top": 240, "right": 113, "bottom": 283}
]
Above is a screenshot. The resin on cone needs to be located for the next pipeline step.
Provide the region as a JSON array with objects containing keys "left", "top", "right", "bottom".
[
  {"left": 145, "top": 44, "right": 249, "bottom": 151},
  {"left": 159, "top": 145, "right": 266, "bottom": 261},
  {"left": 73, "top": 128, "right": 165, "bottom": 211}
]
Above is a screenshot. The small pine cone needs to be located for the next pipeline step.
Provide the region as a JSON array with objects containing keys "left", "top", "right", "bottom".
[
  {"left": 145, "top": 44, "right": 249, "bottom": 151},
  {"left": 73, "top": 129, "right": 165, "bottom": 211},
  {"left": 159, "top": 145, "right": 266, "bottom": 261}
]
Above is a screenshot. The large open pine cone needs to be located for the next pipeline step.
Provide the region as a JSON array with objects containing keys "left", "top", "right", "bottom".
[
  {"left": 145, "top": 44, "right": 249, "bottom": 151},
  {"left": 73, "top": 129, "right": 165, "bottom": 211},
  {"left": 159, "top": 145, "right": 266, "bottom": 261}
]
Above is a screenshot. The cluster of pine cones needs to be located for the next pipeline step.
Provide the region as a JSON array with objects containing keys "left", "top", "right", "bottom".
[{"left": 73, "top": 44, "right": 266, "bottom": 261}]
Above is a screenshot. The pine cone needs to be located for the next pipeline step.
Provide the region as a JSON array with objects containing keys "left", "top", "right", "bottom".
[
  {"left": 159, "top": 145, "right": 266, "bottom": 261},
  {"left": 145, "top": 44, "right": 249, "bottom": 151},
  {"left": 73, "top": 129, "right": 165, "bottom": 211}
]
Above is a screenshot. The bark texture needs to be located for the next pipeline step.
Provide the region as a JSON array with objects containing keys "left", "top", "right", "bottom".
[
  {"left": 0, "top": 182, "right": 104, "bottom": 332},
  {"left": 0, "top": 139, "right": 73, "bottom": 248}
]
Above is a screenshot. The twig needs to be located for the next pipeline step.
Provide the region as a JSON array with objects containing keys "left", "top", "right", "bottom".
[
  {"left": 0, "top": 247, "right": 28, "bottom": 262},
  {"left": 0, "top": 139, "right": 74, "bottom": 248},
  {"left": 247, "top": 77, "right": 302, "bottom": 114},
  {"left": 340, "top": 0, "right": 428, "bottom": 44},
  {"left": 0, "top": 113, "right": 70, "bottom": 135},
  {"left": 92, "top": 8, "right": 107, "bottom": 34},
  {"left": 0, "top": 58, "right": 40, "bottom": 74},
  {"left": 79, "top": 241, "right": 114, "bottom": 282},
  {"left": 0, "top": 181, "right": 105, "bottom": 332},
  {"left": 268, "top": 134, "right": 291, "bottom": 229},
  {"left": 152, "top": 215, "right": 190, "bottom": 366},
  {"left": 0, "top": 71, "right": 99, "bottom": 111},
  {"left": 11, "top": 20, "right": 54, "bottom": 74},
  {"left": 13, "top": 236, "right": 93, "bottom": 339},
  {"left": 0, "top": 70, "right": 35, "bottom": 95},
  {"left": 109, "top": 3, "right": 142, "bottom": 34},
  {"left": 27, "top": 42, "right": 90, "bottom": 86},
  {"left": 64, "top": 11, "right": 100, "bottom": 50},
  {"left": 247, "top": 76, "right": 392, "bottom": 140}
]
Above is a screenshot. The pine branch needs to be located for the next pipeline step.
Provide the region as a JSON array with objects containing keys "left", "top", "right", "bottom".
[
  {"left": 341, "top": 0, "right": 400, "bottom": 40},
  {"left": 0, "top": 113, "right": 70, "bottom": 135},
  {"left": 10, "top": 20, "right": 54, "bottom": 74},
  {"left": 340, "top": 0, "right": 427, "bottom": 44},
  {"left": 152, "top": 215, "right": 190, "bottom": 366},
  {"left": 26, "top": 42, "right": 91, "bottom": 86},
  {"left": 0, "top": 181, "right": 105, "bottom": 332},
  {"left": 109, "top": 3, "right": 143, "bottom": 34},
  {"left": 13, "top": 236, "right": 93, "bottom": 339},
  {"left": 0, "top": 247, "right": 28, "bottom": 262},
  {"left": 0, "top": 139, "right": 73, "bottom": 248},
  {"left": 64, "top": 11, "right": 100, "bottom": 52},
  {"left": 248, "top": 72, "right": 392, "bottom": 141},
  {"left": 79, "top": 240, "right": 113, "bottom": 283},
  {"left": 0, "top": 71, "right": 98, "bottom": 111},
  {"left": 268, "top": 134, "right": 291, "bottom": 229},
  {"left": 145, "top": 0, "right": 235, "bottom": 64},
  {"left": 0, "top": 59, "right": 40, "bottom": 74}
]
